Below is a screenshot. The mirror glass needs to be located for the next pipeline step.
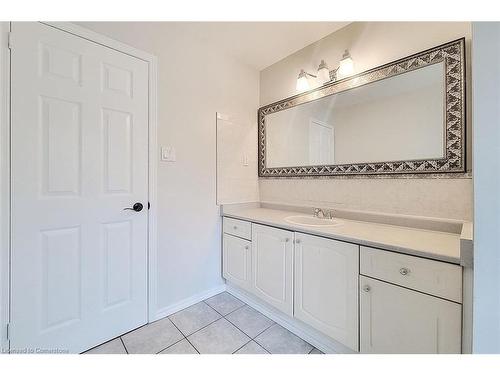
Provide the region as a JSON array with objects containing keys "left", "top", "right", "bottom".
[{"left": 265, "top": 62, "right": 445, "bottom": 168}]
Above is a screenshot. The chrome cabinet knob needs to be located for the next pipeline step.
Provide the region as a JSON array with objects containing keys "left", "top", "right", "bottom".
[
  {"left": 399, "top": 267, "right": 410, "bottom": 276},
  {"left": 284, "top": 238, "right": 290, "bottom": 242},
  {"left": 244, "top": 245, "right": 249, "bottom": 250},
  {"left": 295, "top": 239, "right": 301, "bottom": 244},
  {"left": 363, "top": 285, "right": 371, "bottom": 292},
  {"left": 233, "top": 225, "right": 238, "bottom": 230}
]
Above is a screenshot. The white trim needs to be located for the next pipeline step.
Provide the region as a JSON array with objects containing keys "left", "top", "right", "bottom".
[
  {"left": 147, "top": 56, "right": 159, "bottom": 321},
  {"left": 0, "top": 22, "right": 10, "bottom": 353},
  {"left": 226, "top": 283, "right": 356, "bottom": 354},
  {"left": 152, "top": 285, "right": 226, "bottom": 321},
  {"left": 40, "top": 22, "right": 154, "bottom": 63}
]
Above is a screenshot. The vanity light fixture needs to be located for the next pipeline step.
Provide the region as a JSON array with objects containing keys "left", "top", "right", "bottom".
[
  {"left": 338, "top": 49, "right": 354, "bottom": 78},
  {"left": 315, "top": 49, "right": 355, "bottom": 85},
  {"left": 296, "top": 69, "right": 317, "bottom": 92},
  {"left": 317, "top": 60, "right": 331, "bottom": 84}
]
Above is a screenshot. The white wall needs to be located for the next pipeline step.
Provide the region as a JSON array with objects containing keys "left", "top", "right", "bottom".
[
  {"left": 259, "top": 22, "right": 473, "bottom": 221},
  {"left": 78, "top": 22, "right": 259, "bottom": 319},
  {"left": 472, "top": 22, "right": 500, "bottom": 354}
]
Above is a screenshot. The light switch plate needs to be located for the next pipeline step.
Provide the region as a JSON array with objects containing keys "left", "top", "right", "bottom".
[{"left": 161, "top": 146, "right": 176, "bottom": 162}]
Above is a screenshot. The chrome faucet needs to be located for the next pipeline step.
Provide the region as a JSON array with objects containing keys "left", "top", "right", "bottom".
[
  {"left": 313, "top": 208, "right": 334, "bottom": 219},
  {"left": 313, "top": 208, "right": 325, "bottom": 218}
]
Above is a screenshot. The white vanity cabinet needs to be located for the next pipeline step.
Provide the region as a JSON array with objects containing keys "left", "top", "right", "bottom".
[
  {"left": 221, "top": 214, "right": 464, "bottom": 354},
  {"left": 359, "top": 276, "right": 462, "bottom": 353},
  {"left": 294, "top": 233, "right": 359, "bottom": 350},
  {"left": 222, "top": 233, "right": 252, "bottom": 291},
  {"left": 359, "top": 247, "right": 462, "bottom": 353},
  {"left": 251, "top": 223, "right": 294, "bottom": 315}
]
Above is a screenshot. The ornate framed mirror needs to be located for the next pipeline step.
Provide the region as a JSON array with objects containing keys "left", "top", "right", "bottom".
[{"left": 258, "top": 38, "right": 466, "bottom": 177}]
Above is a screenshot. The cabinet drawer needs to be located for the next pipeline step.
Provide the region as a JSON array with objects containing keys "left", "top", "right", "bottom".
[
  {"left": 360, "top": 246, "right": 462, "bottom": 303},
  {"left": 223, "top": 217, "right": 251, "bottom": 240}
]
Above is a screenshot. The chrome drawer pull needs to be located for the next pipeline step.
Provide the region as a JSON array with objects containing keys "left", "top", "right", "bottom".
[{"left": 399, "top": 267, "right": 410, "bottom": 276}]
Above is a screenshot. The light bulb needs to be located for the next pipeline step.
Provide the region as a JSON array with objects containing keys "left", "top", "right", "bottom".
[
  {"left": 296, "top": 70, "right": 310, "bottom": 92},
  {"left": 317, "top": 60, "right": 331, "bottom": 84},
  {"left": 338, "top": 49, "right": 354, "bottom": 78}
]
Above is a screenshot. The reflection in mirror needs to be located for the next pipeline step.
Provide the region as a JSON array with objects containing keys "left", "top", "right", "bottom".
[{"left": 265, "top": 62, "right": 445, "bottom": 168}]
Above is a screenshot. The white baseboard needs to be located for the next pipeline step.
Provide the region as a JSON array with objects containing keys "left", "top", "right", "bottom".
[
  {"left": 152, "top": 284, "right": 226, "bottom": 322},
  {"left": 226, "top": 283, "right": 356, "bottom": 354}
]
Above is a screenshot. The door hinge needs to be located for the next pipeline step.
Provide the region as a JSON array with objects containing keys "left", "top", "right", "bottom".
[
  {"left": 7, "top": 32, "right": 12, "bottom": 49},
  {"left": 148, "top": 202, "right": 150, "bottom": 210},
  {"left": 6, "top": 323, "right": 10, "bottom": 340}
]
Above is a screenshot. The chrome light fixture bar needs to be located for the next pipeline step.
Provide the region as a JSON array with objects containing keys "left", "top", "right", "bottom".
[
  {"left": 296, "top": 49, "right": 355, "bottom": 92},
  {"left": 296, "top": 69, "right": 317, "bottom": 92},
  {"left": 317, "top": 49, "right": 355, "bottom": 84}
]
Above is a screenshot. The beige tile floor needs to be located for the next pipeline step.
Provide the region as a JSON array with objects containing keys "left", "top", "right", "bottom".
[{"left": 84, "top": 292, "right": 323, "bottom": 354}]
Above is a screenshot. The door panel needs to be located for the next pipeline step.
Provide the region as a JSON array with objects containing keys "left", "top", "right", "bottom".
[
  {"left": 10, "top": 22, "right": 149, "bottom": 353},
  {"left": 41, "top": 227, "right": 82, "bottom": 331},
  {"left": 294, "top": 233, "right": 359, "bottom": 351},
  {"left": 222, "top": 234, "right": 252, "bottom": 291},
  {"left": 360, "top": 276, "right": 462, "bottom": 353},
  {"left": 251, "top": 224, "right": 293, "bottom": 315}
]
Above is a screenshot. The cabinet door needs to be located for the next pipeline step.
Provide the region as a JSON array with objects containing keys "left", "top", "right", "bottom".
[
  {"left": 223, "top": 234, "right": 252, "bottom": 291},
  {"left": 251, "top": 224, "right": 294, "bottom": 315},
  {"left": 294, "top": 233, "right": 359, "bottom": 351},
  {"left": 360, "top": 276, "right": 462, "bottom": 353}
]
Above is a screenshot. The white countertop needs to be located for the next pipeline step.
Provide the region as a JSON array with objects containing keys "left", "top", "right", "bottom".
[{"left": 223, "top": 207, "right": 464, "bottom": 265}]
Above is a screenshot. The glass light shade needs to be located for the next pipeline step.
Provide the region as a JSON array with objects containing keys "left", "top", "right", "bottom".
[
  {"left": 338, "top": 50, "right": 354, "bottom": 78},
  {"left": 296, "top": 71, "right": 310, "bottom": 92},
  {"left": 317, "top": 60, "right": 331, "bottom": 84}
]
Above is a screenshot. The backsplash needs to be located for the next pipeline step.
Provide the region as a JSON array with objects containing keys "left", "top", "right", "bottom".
[{"left": 259, "top": 177, "right": 472, "bottom": 221}]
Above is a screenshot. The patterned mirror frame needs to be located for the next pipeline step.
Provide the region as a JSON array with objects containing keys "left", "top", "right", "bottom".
[{"left": 258, "top": 38, "right": 466, "bottom": 177}]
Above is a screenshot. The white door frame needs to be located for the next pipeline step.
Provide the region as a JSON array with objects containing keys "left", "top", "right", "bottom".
[{"left": 0, "top": 22, "right": 159, "bottom": 352}]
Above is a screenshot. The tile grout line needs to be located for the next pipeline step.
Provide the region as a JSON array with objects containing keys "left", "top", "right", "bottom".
[
  {"left": 205, "top": 292, "right": 247, "bottom": 317},
  {"left": 160, "top": 317, "right": 200, "bottom": 354},
  {"left": 164, "top": 320, "right": 197, "bottom": 354},
  {"left": 159, "top": 292, "right": 246, "bottom": 354},
  {"left": 218, "top": 316, "right": 252, "bottom": 353},
  {"left": 253, "top": 322, "right": 277, "bottom": 343},
  {"left": 254, "top": 323, "right": 315, "bottom": 354},
  {"left": 220, "top": 302, "right": 247, "bottom": 317},
  {"left": 119, "top": 337, "right": 129, "bottom": 354},
  {"left": 252, "top": 340, "right": 271, "bottom": 354}
]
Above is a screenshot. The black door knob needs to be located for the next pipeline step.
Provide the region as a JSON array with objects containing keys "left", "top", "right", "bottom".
[{"left": 123, "top": 202, "right": 143, "bottom": 212}]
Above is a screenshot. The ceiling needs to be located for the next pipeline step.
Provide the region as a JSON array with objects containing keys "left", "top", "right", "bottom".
[
  {"left": 78, "top": 22, "right": 350, "bottom": 71},
  {"left": 174, "top": 22, "right": 350, "bottom": 70}
]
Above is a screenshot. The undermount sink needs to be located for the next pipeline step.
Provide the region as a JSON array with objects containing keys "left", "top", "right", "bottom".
[{"left": 284, "top": 215, "right": 343, "bottom": 227}]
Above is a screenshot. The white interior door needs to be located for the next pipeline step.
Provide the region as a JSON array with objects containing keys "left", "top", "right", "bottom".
[
  {"left": 10, "top": 22, "right": 149, "bottom": 353},
  {"left": 309, "top": 119, "right": 334, "bottom": 165}
]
